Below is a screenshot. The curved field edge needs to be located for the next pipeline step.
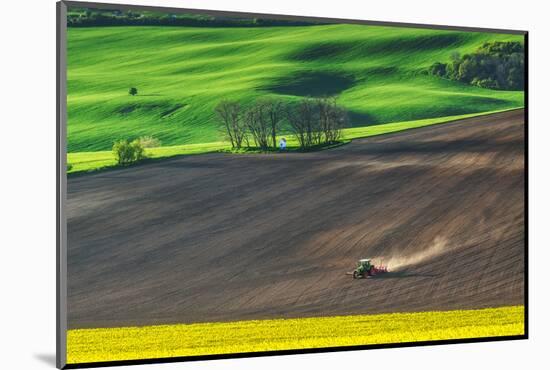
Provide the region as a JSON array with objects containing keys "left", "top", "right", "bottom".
[
  {"left": 67, "top": 107, "right": 521, "bottom": 175},
  {"left": 67, "top": 305, "right": 524, "bottom": 364}
]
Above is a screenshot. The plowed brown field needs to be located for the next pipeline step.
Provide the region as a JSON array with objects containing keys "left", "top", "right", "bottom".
[{"left": 67, "top": 109, "right": 525, "bottom": 329}]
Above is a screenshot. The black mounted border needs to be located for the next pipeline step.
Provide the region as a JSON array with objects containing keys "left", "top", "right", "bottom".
[
  {"left": 57, "top": 1, "right": 68, "bottom": 368},
  {"left": 57, "top": 1, "right": 529, "bottom": 369},
  {"left": 60, "top": 0, "right": 527, "bottom": 34}
]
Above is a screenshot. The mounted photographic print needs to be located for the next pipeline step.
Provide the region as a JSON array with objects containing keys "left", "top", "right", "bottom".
[{"left": 56, "top": 1, "right": 527, "bottom": 368}]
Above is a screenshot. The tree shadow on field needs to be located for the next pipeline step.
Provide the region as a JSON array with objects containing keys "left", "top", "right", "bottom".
[{"left": 347, "top": 110, "right": 379, "bottom": 126}]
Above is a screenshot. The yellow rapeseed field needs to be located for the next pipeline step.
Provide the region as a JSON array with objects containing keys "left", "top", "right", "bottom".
[{"left": 67, "top": 305, "right": 524, "bottom": 364}]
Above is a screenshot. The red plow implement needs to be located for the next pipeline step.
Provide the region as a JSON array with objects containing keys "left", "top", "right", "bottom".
[
  {"left": 370, "top": 265, "right": 389, "bottom": 275},
  {"left": 347, "top": 259, "right": 389, "bottom": 279}
]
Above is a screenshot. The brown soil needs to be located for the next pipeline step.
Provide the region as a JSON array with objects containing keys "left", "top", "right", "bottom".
[{"left": 67, "top": 109, "right": 525, "bottom": 329}]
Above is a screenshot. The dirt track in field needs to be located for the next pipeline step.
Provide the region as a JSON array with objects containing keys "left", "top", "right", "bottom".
[{"left": 67, "top": 109, "right": 525, "bottom": 329}]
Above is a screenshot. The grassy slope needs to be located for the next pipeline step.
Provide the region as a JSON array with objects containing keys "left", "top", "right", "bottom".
[
  {"left": 68, "top": 24, "right": 524, "bottom": 153},
  {"left": 67, "top": 305, "right": 524, "bottom": 364}
]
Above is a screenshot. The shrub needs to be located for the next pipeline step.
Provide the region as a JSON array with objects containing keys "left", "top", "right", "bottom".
[
  {"left": 427, "top": 41, "right": 524, "bottom": 90},
  {"left": 428, "top": 62, "right": 447, "bottom": 77},
  {"left": 131, "top": 140, "right": 145, "bottom": 161},
  {"left": 138, "top": 135, "right": 161, "bottom": 148},
  {"left": 472, "top": 77, "right": 498, "bottom": 89},
  {"left": 112, "top": 139, "right": 145, "bottom": 165},
  {"left": 129, "top": 87, "right": 138, "bottom": 96}
]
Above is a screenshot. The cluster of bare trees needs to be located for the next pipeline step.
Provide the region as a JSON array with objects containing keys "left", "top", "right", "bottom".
[
  {"left": 215, "top": 97, "right": 347, "bottom": 151},
  {"left": 287, "top": 97, "right": 347, "bottom": 149},
  {"left": 215, "top": 99, "right": 283, "bottom": 151}
]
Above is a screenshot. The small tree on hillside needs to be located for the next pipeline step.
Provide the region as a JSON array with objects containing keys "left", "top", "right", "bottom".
[
  {"left": 112, "top": 139, "right": 145, "bottom": 165},
  {"left": 129, "top": 87, "right": 138, "bottom": 96}
]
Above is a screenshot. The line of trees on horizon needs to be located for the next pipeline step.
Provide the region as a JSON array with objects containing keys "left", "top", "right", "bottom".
[
  {"left": 215, "top": 97, "right": 348, "bottom": 151},
  {"left": 68, "top": 8, "right": 325, "bottom": 28}
]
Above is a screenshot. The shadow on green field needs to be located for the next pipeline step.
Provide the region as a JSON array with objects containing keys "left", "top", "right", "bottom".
[
  {"left": 266, "top": 71, "right": 355, "bottom": 97},
  {"left": 290, "top": 34, "right": 465, "bottom": 62}
]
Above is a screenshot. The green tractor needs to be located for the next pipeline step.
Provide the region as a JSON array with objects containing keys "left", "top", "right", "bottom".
[{"left": 351, "top": 258, "right": 388, "bottom": 279}]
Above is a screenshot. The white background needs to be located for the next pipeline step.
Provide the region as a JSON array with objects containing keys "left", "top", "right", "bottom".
[{"left": 1, "top": 0, "right": 548, "bottom": 369}]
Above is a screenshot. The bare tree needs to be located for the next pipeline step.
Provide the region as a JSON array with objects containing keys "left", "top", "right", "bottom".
[
  {"left": 287, "top": 98, "right": 317, "bottom": 149},
  {"left": 215, "top": 100, "right": 246, "bottom": 149},
  {"left": 318, "top": 97, "right": 348, "bottom": 144},
  {"left": 328, "top": 104, "right": 348, "bottom": 143},
  {"left": 257, "top": 98, "right": 284, "bottom": 149},
  {"left": 244, "top": 103, "right": 271, "bottom": 150}
]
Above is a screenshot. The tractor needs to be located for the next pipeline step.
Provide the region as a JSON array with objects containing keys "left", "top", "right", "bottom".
[{"left": 351, "top": 258, "right": 388, "bottom": 279}]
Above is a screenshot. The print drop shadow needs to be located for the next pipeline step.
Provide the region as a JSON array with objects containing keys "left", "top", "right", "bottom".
[{"left": 33, "top": 353, "right": 56, "bottom": 366}]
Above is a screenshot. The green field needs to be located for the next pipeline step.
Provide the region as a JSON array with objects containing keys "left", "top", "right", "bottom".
[
  {"left": 67, "top": 305, "right": 524, "bottom": 364},
  {"left": 68, "top": 24, "right": 524, "bottom": 156}
]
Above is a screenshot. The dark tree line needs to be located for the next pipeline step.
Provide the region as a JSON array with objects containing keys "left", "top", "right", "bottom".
[
  {"left": 68, "top": 8, "right": 324, "bottom": 28},
  {"left": 215, "top": 98, "right": 348, "bottom": 151},
  {"left": 428, "top": 41, "right": 524, "bottom": 90}
]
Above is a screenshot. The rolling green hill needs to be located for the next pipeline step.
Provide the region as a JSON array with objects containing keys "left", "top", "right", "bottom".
[{"left": 67, "top": 24, "right": 524, "bottom": 153}]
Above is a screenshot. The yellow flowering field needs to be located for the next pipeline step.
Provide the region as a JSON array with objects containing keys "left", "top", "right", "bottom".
[{"left": 67, "top": 305, "right": 524, "bottom": 364}]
